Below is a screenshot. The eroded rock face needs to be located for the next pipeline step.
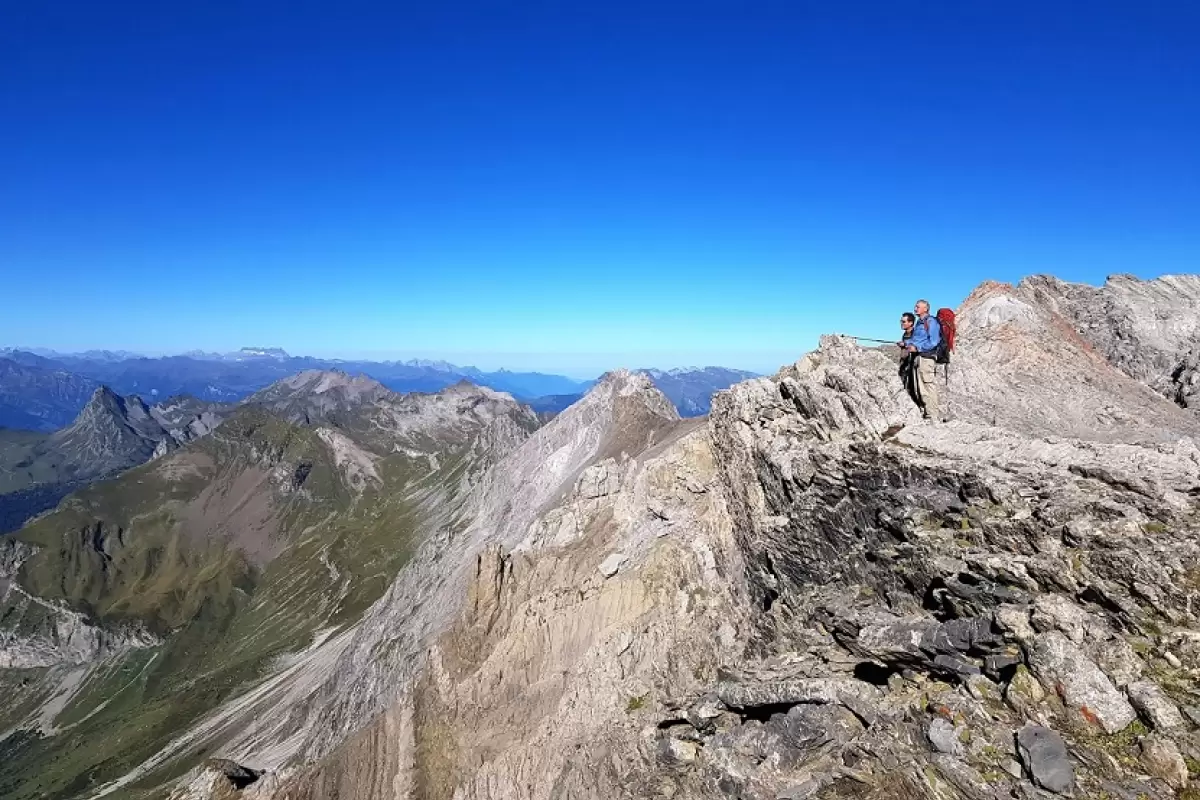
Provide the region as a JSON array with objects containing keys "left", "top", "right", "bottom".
[
  {"left": 1023, "top": 273, "right": 1200, "bottom": 408},
  {"left": 65, "top": 276, "right": 1200, "bottom": 800},
  {"left": 0, "top": 537, "right": 158, "bottom": 669}
]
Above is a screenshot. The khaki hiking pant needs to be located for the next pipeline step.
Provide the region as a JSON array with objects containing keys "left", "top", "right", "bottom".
[{"left": 917, "top": 356, "right": 940, "bottom": 421}]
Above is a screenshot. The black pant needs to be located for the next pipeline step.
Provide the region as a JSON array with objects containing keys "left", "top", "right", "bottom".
[{"left": 899, "top": 353, "right": 923, "bottom": 410}]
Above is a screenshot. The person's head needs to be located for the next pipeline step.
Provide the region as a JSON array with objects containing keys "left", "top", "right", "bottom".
[
  {"left": 900, "top": 312, "right": 916, "bottom": 331},
  {"left": 915, "top": 299, "right": 930, "bottom": 317}
]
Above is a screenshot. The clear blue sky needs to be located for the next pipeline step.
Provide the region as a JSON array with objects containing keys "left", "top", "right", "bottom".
[{"left": 2, "top": 2, "right": 1197, "bottom": 377}]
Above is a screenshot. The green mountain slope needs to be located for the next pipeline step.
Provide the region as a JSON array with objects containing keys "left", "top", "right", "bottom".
[{"left": 0, "top": 375, "right": 538, "bottom": 800}]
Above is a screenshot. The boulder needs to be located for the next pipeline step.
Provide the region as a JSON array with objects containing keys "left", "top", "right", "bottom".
[
  {"left": 1027, "top": 631, "right": 1137, "bottom": 733},
  {"left": 1004, "top": 664, "right": 1045, "bottom": 709},
  {"left": 1016, "top": 724, "right": 1074, "bottom": 795},
  {"left": 657, "top": 737, "right": 699, "bottom": 765},
  {"left": 685, "top": 692, "right": 725, "bottom": 732},
  {"left": 927, "top": 717, "right": 964, "bottom": 756},
  {"left": 1127, "top": 681, "right": 1185, "bottom": 730},
  {"left": 994, "top": 604, "right": 1036, "bottom": 644},
  {"left": 1092, "top": 636, "right": 1146, "bottom": 688},
  {"left": 715, "top": 678, "right": 878, "bottom": 715},
  {"left": 706, "top": 704, "right": 861, "bottom": 773},
  {"left": 598, "top": 553, "right": 624, "bottom": 578},
  {"left": 1140, "top": 733, "right": 1189, "bottom": 790},
  {"left": 1030, "top": 594, "right": 1093, "bottom": 642}
]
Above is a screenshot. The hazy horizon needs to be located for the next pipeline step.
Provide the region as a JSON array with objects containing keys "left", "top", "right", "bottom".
[{"left": 1, "top": 341, "right": 785, "bottom": 380}]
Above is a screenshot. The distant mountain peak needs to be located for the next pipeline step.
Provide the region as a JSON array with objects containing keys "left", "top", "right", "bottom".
[
  {"left": 272, "top": 369, "right": 388, "bottom": 397},
  {"left": 89, "top": 384, "right": 121, "bottom": 402},
  {"left": 440, "top": 379, "right": 515, "bottom": 402},
  {"left": 402, "top": 358, "right": 461, "bottom": 373},
  {"left": 83, "top": 384, "right": 131, "bottom": 416},
  {"left": 39, "top": 385, "right": 226, "bottom": 486},
  {"left": 593, "top": 368, "right": 655, "bottom": 393},
  {"left": 71, "top": 386, "right": 153, "bottom": 429},
  {"left": 237, "top": 346, "right": 290, "bottom": 359},
  {"left": 247, "top": 370, "right": 392, "bottom": 425}
]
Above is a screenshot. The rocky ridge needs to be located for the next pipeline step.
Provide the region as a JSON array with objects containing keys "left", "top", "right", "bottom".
[
  {"left": 48, "top": 387, "right": 225, "bottom": 474},
  {"left": 0, "top": 538, "right": 160, "bottom": 670}
]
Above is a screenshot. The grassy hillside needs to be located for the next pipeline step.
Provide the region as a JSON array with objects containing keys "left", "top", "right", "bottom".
[{"left": 0, "top": 404, "right": 447, "bottom": 799}]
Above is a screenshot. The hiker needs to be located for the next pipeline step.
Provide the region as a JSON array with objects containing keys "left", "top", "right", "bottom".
[
  {"left": 900, "top": 300, "right": 942, "bottom": 421},
  {"left": 897, "top": 312, "right": 924, "bottom": 412}
]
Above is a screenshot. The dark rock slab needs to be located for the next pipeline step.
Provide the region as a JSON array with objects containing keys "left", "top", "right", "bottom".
[{"left": 1016, "top": 724, "right": 1074, "bottom": 795}]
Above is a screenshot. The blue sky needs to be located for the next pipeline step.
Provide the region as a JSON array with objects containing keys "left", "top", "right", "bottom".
[{"left": 2, "top": 2, "right": 1197, "bottom": 377}]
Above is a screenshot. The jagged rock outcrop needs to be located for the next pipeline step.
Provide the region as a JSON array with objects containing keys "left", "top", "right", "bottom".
[
  {"left": 47, "top": 387, "right": 226, "bottom": 474},
  {"left": 1022, "top": 273, "right": 1200, "bottom": 410},
  {"left": 12, "top": 274, "right": 1200, "bottom": 800}
]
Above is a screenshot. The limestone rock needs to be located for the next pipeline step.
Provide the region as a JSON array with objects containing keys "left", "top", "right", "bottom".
[
  {"left": 657, "top": 737, "right": 698, "bottom": 765},
  {"left": 598, "top": 552, "right": 624, "bottom": 578},
  {"left": 168, "top": 759, "right": 261, "bottom": 800},
  {"left": 1027, "top": 631, "right": 1138, "bottom": 733},
  {"left": 1140, "top": 733, "right": 1189, "bottom": 789},
  {"left": 1127, "top": 681, "right": 1185, "bottom": 730},
  {"left": 994, "top": 605, "right": 1036, "bottom": 644},
  {"left": 685, "top": 693, "right": 724, "bottom": 732},
  {"left": 715, "top": 678, "right": 879, "bottom": 714},
  {"left": 707, "top": 703, "right": 863, "bottom": 773},
  {"left": 1030, "top": 593, "right": 1097, "bottom": 643},
  {"left": 928, "top": 716, "right": 964, "bottom": 756},
  {"left": 1092, "top": 636, "right": 1146, "bottom": 688}
]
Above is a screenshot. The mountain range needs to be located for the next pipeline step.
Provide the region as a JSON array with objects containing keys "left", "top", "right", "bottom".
[
  {"left": 0, "top": 358, "right": 99, "bottom": 431},
  {"left": 0, "top": 357, "right": 751, "bottom": 535},
  {"left": 4, "top": 274, "right": 1200, "bottom": 800},
  {"left": 0, "top": 349, "right": 757, "bottom": 432}
]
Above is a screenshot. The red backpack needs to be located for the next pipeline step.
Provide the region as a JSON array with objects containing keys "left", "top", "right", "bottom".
[
  {"left": 935, "top": 308, "right": 956, "bottom": 363},
  {"left": 921, "top": 308, "right": 956, "bottom": 364}
]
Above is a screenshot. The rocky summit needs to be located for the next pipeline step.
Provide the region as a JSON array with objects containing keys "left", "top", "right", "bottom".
[{"left": 3, "top": 273, "right": 1200, "bottom": 800}]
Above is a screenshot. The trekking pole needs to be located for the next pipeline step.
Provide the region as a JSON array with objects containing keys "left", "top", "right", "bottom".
[{"left": 843, "top": 335, "right": 899, "bottom": 345}]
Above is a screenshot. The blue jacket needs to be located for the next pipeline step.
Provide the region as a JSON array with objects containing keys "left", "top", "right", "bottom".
[{"left": 909, "top": 314, "right": 942, "bottom": 354}]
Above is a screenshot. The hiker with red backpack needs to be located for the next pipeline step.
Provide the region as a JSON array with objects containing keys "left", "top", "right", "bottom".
[{"left": 898, "top": 299, "right": 955, "bottom": 422}]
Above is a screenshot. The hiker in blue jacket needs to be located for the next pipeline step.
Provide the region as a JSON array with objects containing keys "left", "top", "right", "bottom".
[{"left": 900, "top": 300, "right": 942, "bottom": 421}]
